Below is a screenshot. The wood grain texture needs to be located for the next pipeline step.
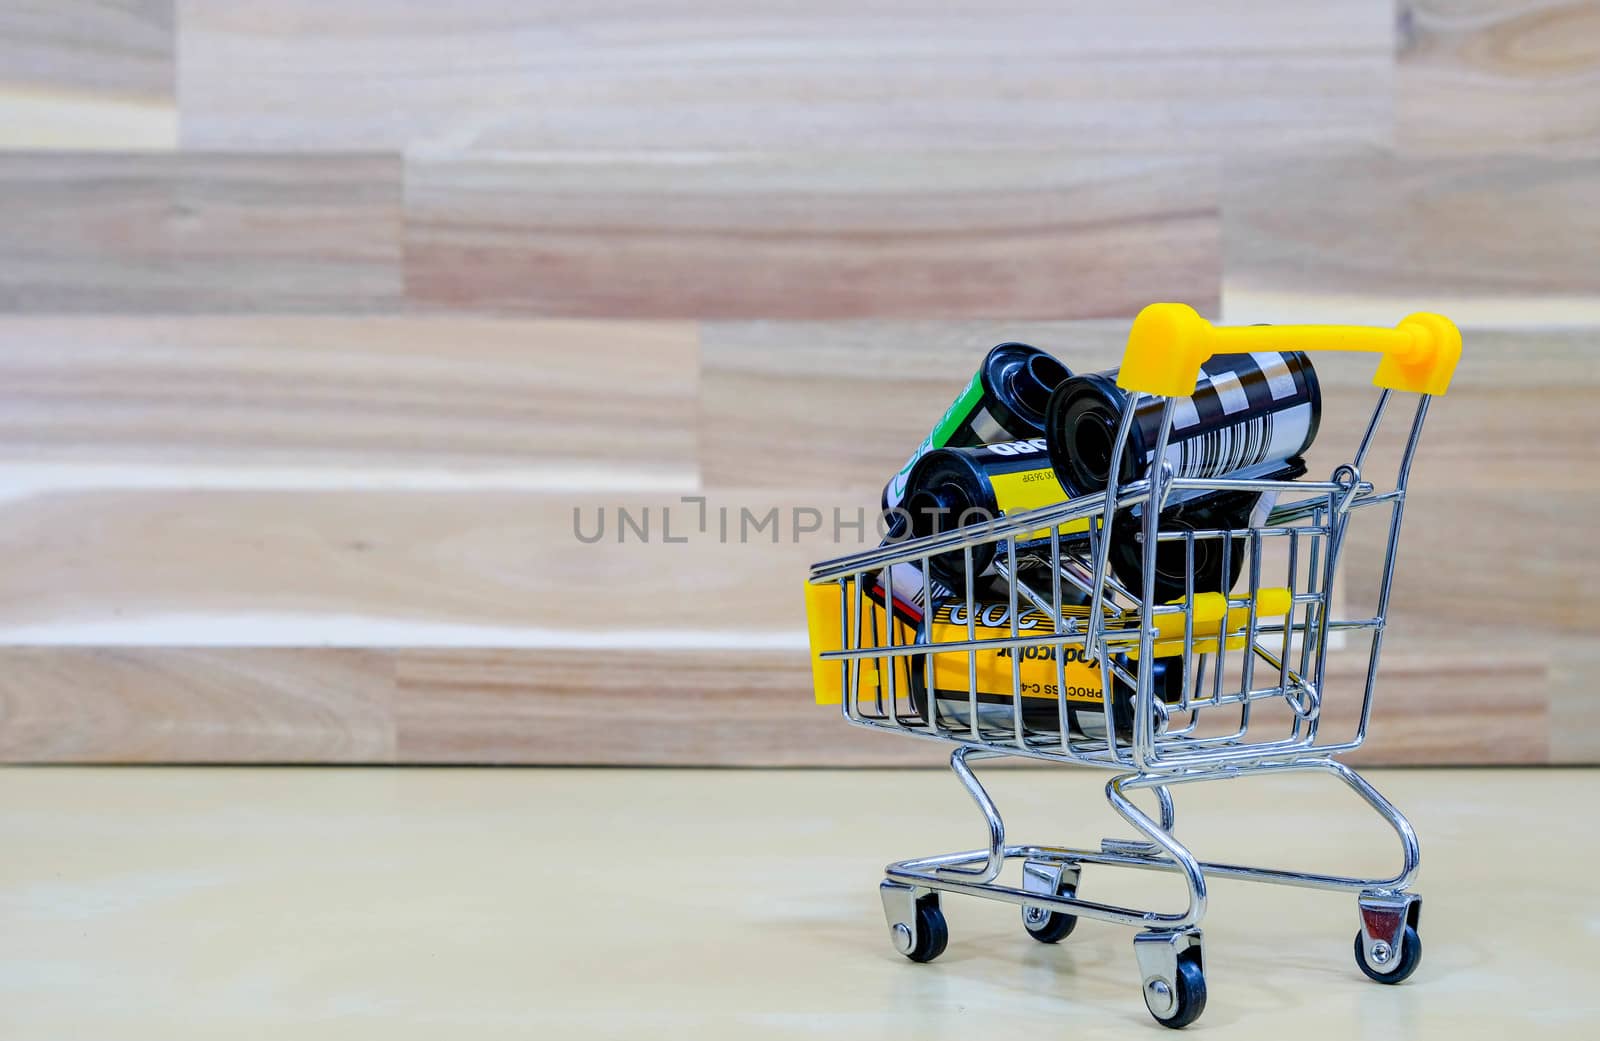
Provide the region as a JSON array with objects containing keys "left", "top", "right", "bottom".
[
  {"left": 0, "top": 642, "right": 1552, "bottom": 765},
  {"left": 0, "top": 153, "right": 401, "bottom": 312},
  {"left": 1548, "top": 640, "right": 1600, "bottom": 763},
  {"left": 703, "top": 324, "right": 1600, "bottom": 494},
  {"left": 405, "top": 152, "right": 1220, "bottom": 319},
  {"left": 0, "top": 325, "right": 1585, "bottom": 763},
  {"left": 0, "top": 5, "right": 1592, "bottom": 764},
  {"left": 0, "top": 489, "right": 871, "bottom": 640},
  {"left": 396, "top": 645, "right": 1552, "bottom": 767},
  {"left": 1347, "top": 490, "right": 1600, "bottom": 637},
  {"left": 1211, "top": 644, "right": 1553, "bottom": 765},
  {"left": 700, "top": 321, "right": 1127, "bottom": 489},
  {"left": 1398, "top": 0, "right": 1600, "bottom": 157},
  {"left": 393, "top": 648, "right": 942, "bottom": 766},
  {"left": 0, "top": 1, "right": 176, "bottom": 149},
  {"left": 0, "top": 318, "right": 697, "bottom": 485},
  {"left": 178, "top": 0, "right": 1392, "bottom": 153},
  {"left": 1297, "top": 326, "right": 1600, "bottom": 493},
  {"left": 0, "top": 647, "right": 392, "bottom": 762},
  {"left": 1222, "top": 153, "right": 1600, "bottom": 325}
]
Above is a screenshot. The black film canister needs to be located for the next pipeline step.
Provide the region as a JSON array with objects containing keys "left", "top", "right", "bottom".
[
  {"left": 882, "top": 342, "right": 1072, "bottom": 514},
  {"left": 1107, "top": 495, "right": 1252, "bottom": 603},
  {"left": 899, "top": 438, "right": 1070, "bottom": 588},
  {"left": 909, "top": 648, "right": 1186, "bottom": 738},
  {"left": 1043, "top": 351, "right": 1319, "bottom": 597},
  {"left": 1045, "top": 351, "right": 1321, "bottom": 498},
  {"left": 874, "top": 343, "right": 1072, "bottom": 624}
]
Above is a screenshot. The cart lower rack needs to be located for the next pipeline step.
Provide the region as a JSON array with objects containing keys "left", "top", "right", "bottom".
[{"left": 805, "top": 304, "right": 1460, "bottom": 1028}]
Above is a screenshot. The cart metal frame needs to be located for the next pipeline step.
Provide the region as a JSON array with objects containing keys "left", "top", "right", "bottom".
[{"left": 806, "top": 306, "right": 1459, "bottom": 1027}]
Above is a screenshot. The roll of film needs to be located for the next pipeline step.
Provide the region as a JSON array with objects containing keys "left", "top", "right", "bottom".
[
  {"left": 898, "top": 437, "right": 1079, "bottom": 589},
  {"left": 875, "top": 343, "right": 1072, "bottom": 620},
  {"left": 1044, "top": 351, "right": 1321, "bottom": 599}
]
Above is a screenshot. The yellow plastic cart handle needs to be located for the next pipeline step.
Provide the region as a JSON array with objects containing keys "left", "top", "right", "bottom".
[{"left": 1118, "top": 303, "right": 1462, "bottom": 398}]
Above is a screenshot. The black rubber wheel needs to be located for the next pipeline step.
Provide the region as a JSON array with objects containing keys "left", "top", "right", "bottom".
[
  {"left": 1023, "top": 892, "right": 1078, "bottom": 944},
  {"left": 1024, "top": 909, "right": 1077, "bottom": 944},
  {"left": 905, "top": 902, "right": 949, "bottom": 963},
  {"left": 1354, "top": 925, "right": 1422, "bottom": 984},
  {"left": 1147, "top": 957, "right": 1207, "bottom": 1029}
]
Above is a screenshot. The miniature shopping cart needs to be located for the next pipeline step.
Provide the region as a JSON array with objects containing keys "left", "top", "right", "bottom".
[{"left": 804, "top": 304, "right": 1460, "bottom": 1028}]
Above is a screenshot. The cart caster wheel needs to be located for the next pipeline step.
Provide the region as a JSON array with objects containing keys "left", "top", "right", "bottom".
[
  {"left": 881, "top": 883, "right": 948, "bottom": 964},
  {"left": 1355, "top": 891, "right": 1422, "bottom": 984},
  {"left": 1023, "top": 903, "right": 1077, "bottom": 944},
  {"left": 1021, "top": 859, "right": 1079, "bottom": 944},
  {"left": 1354, "top": 924, "right": 1421, "bottom": 984},
  {"left": 902, "top": 902, "right": 948, "bottom": 963},
  {"left": 1135, "top": 930, "right": 1206, "bottom": 1029},
  {"left": 1144, "top": 958, "right": 1206, "bottom": 1029}
]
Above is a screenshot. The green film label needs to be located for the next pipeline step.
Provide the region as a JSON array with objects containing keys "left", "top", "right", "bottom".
[{"left": 885, "top": 371, "right": 986, "bottom": 507}]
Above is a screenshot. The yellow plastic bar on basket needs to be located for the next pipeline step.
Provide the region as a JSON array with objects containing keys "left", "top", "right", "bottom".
[
  {"left": 806, "top": 579, "right": 909, "bottom": 707},
  {"left": 1137, "top": 587, "right": 1292, "bottom": 659},
  {"left": 1117, "top": 303, "right": 1461, "bottom": 398}
]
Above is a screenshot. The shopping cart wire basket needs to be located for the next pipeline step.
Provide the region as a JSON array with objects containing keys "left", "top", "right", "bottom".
[{"left": 804, "top": 303, "right": 1461, "bottom": 1028}]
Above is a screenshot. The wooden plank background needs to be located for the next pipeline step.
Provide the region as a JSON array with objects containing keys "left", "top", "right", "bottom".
[{"left": 0, "top": 0, "right": 1595, "bottom": 764}]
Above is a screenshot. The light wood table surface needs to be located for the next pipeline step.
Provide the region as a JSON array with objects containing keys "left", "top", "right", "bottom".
[{"left": 1, "top": 766, "right": 1594, "bottom": 1038}]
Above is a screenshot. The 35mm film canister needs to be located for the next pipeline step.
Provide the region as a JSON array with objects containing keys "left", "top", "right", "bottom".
[
  {"left": 899, "top": 437, "right": 1082, "bottom": 588},
  {"left": 883, "top": 342, "right": 1073, "bottom": 514},
  {"left": 1045, "top": 351, "right": 1320, "bottom": 499},
  {"left": 852, "top": 595, "right": 1184, "bottom": 739},
  {"left": 900, "top": 441, "right": 1254, "bottom": 603},
  {"left": 899, "top": 601, "right": 1185, "bottom": 739},
  {"left": 910, "top": 655, "right": 1185, "bottom": 740},
  {"left": 1105, "top": 492, "right": 1257, "bottom": 603},
  {"left": 1042, "top": 351, "right": 1318, "bottom": 600},
  {"left": 875, "top": 343, "right": 1073, "bottom": 621}
]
